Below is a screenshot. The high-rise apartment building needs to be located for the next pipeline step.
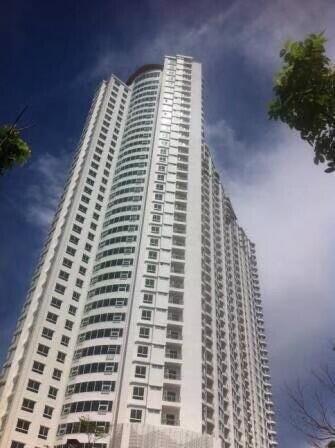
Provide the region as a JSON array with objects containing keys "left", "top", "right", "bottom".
[{"left": 0, "top": 56, "right": 276, "bottom": 448}]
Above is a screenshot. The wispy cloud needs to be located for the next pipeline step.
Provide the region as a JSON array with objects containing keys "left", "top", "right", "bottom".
[
  {"left": 25, "top": 152, "right": 70, "bottom": 228},
  {"left": 77, "top": 0, "right": 335, "bottom": 87}
]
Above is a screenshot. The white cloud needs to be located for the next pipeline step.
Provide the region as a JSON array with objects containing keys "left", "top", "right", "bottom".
[
  {"left": 25, "top": 152, "right": 70, "bottom": 228},
  {"left": 207, "top": 117, "right": 335, "bottom": 448},
  {"left": 231, "top": 0, "right": 335, "bottom": 70},
  {"left": 215, "top": 124, "right": 335, "bottom": 382}
]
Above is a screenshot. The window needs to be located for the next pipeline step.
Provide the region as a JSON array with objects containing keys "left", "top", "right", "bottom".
[
  {"left": 76, "top": 278, "right": 84, "bottom": 288},
  {"left": 54, "top": 283, "right": 65, "bottom": 295},
  {"left": 85, "top": 243, "right": 92, "bottom": 252},
  {"left": 150, "top": 238, "right": 159, "bottom": 247},
  {"left": 21, "top": 398, "right": 35, "bottom": 413},
  {"left": 82, "top": 254, "right": 90, "bottom": 263},
  {"left": 151, "top": 225, "right": 160, "bottom": 234},
  {"left": 57, "top": 351, "right": 66, "bottom": 363},
  {"left": 65, "top": 320, "right": 73, "bottom": 331},
  {"left": 75, "top": 214, "right": 85, "bottom": 224},
  {"left": 69, "top": 234, "right": 79, "bottom": 245},
  {"left": 88, "top": 232, "right": 95, "bottom": 241},
  {"left": 141, "top": 310, "right": 152, "bottom": 321},
  {"left": 154, "top": 203, "right": 162, "bottom": 211},
  {"left": 38, "top": 425, "right": 49, "bottom": 440},
  {"left": 130, "top": 409, "right": 142, "bottom": 422},
  {"left": 51, "top": 297, "right": 62, "bottom": 309},
  {"left": 139, "top": 327, "right": 150, "bottom": 338},
  {"left": 37, "top": 343, "right": 49, "bottom": 357},
  {"left": 143, "top": 293, "right": 153, "bottom": 304},
  {"left": 147, "top": 264, "right": 156, "bottom": 273},
  {"left": 16, "top": 419, "right": 30, "bottom": 434},
  {"left": 145, "top": 278, "right": 155, "bottom": 289},
  {"left": 66, "top": 246, "right": 76, "bottom": 256},
  {"left": 52, "top": 368, "right": 62, "bottom": 381},
  {"left": 79, "top": 266, "right": 86, "bottom": 275},
  {"left": 137, "top": 346, "right": 148, "bottom": 358},
  {"left": 27, "top": 379, "right": 40, "bottom": 393},
  {"left": 148, "top": 251, "right": 158, "bottom": 260},
  {"left": 72, "top": 291, "right": 81, "bottom": 302},
  {"left": 133, "top": 386, "right": 145, "bottom": 400},
  {"left": 48, "top": 386, "right": 58, "bottom": 399},
  {"left": 46, "top": 312, "right": 58, "bottom": 324},
  {"left": 61, "top": 335, "right": 70, "bottom": 346},
  {"left": 81, "top": 194, "right": 90, "bottom": 203},
  {"left": 10, "top": 442, "right": 25, "bottom": 448},
  {"left": 63, "top": 257, "right": 73, "bottom": 268},
  {"left": 69, "top": 305, "right": 77, "bottom": 316},
  {"left": 32, "top": 361, "right": 45, "bottom": 374},
  {"left": 86, "top": 177, "right": 95, "bottom": 186},
  {"left": 135, "top": 365, "right": 146, "bottom": 378},
  {"left": 43, "top": 405, "right": 54, "bottom": 419}
]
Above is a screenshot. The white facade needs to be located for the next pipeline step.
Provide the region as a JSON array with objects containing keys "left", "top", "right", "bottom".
[{"left": 0, "top": 56, "right": 276, "bottom": 448}]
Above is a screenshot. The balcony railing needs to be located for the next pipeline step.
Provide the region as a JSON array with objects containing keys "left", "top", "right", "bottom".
[
  {"left": 166, "top": 331, "right": 182, "bottom": 340},
  {"left": 163, "top": 393, "right": 180, "bottom": 402},
  {"left": 161, "top": 416, "right": 180, "bottom": 426},
  {"left": 165, "top": 350, "right": 182, "bottom": 360},
  {"left": 164, "top": 371, "right": 181, "bottom": 380}
]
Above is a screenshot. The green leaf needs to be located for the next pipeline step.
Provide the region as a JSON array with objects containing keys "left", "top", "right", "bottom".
[{"left": 268, "top": 32, "right": 335, "bottom": 172}]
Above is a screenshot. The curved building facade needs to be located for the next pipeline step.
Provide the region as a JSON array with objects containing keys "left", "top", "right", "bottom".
[{"left": 0, "top": 56, "right": 276, "bottom": 448}]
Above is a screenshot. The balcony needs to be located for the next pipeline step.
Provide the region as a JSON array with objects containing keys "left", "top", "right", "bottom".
[
  {"left": 174, "top": 213, "right": 186, "bottom": 223},
  {"left": 170, "top": 262, "right": 185, "bottom": 274},
  {"left": 161, "top": 415, "right": 180, "bottom": 426},
  {"left": 165, "top": 345, "right": 182, "bottom": 360},
  {"left": 172, "top": 236, "right": 185, "bottom": 247},
  {"left": 171, "top": 248, "right": 185, "bottom": 260},
  {"left": 167, "top": 309, "right": 183, "bottom": 323},
  {"left": 166, "top": 327, "right": 182, "bottom": 340},
  {"left": 168, "top": 291, "right": 184, "bottom": 305},
  {"left": 170, "top": 276, "right": 184, "bottom": 290},
  {"left": 174, "top": 202, "right": 186, "bottom": 212},
  {"left": 164, "top": 368, "right": 181, "bottom": 381},
  {"left": 163, "top": 389, "right": 180, "bottom": 403}
]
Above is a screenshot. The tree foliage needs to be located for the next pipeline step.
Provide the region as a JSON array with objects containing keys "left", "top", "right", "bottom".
[
  {"left": 269, "top": 32, "right": 335, "bottom": 172},
  {"left": 0, "top": 124, "right": 31, "bottom": 176},
  {"left": 78, "top": 416, "right": 108, "bottom": 447}
]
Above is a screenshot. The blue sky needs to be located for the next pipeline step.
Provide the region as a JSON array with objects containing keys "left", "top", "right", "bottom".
[{"left": 1, "top": 1, "right": 335, "bottom": 446}]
